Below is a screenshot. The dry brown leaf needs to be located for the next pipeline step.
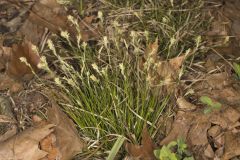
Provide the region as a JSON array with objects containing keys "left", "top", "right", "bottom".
[
  {"left": 7, "top": 41, "right": 40, "bottom": 78},
  {"left": 18, "top": 18, "right": 46, "bottom": 46},
  {"left": 0, "top": 74, "right": 23, "bottom": 92},
  {"left": 214, "top": 134, "right": 225, "bottom": 148},
  {"left": 215, "top": 147, "right": 224, "bottom": 158},
  {"left": 177, "top": 97, "right": 197, "bottom": 111},
  {"left": 142, "top": 39, "right": 189, "bottom": 94},
  {"left": 24, "top": 0, "right": 98, "bottom": 42},
  {"left": 125, "top": 127, "right": 156, "bottom": 160},
  {"left": 222, "top": 131, "right": 240, "bottom": 160},
  {"left": 188, "top": 122, "right": 211, "bottom": 146},
  {"left": 161, "top": 96, "right": 240, "bottom": 159},
  {"left": 204, "top": 144, "right": 214, "bottom": 159},
  {"left": 208, "top": 125, "right": 221, "bottom": 138},
  {"left": 47, "top": 102, "right": 85, "bottom": 160},
  {"left": 206, "top": 72, "right": 231, "bottom": 90},
  {"left": 0, "top": 123, "right": 55, "bottom": 160},
  {"left": 223, "top": 107, "right": 240, "bottom": 124},
  {"left": 0, "top": 46, "right": 11, "bottom": 70},
  {"left": 40, "top": 133, "right": 60, "bottom": 160},
  {"left": 160, "top": 111, "right": 193, "bottom": 145},
  {"left": 193, "top": 71, "right": 240, "bottom": 106}
]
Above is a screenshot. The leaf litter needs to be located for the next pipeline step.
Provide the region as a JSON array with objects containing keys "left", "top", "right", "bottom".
[{"left": 0, "top": 0, "right": 240, "bottom": 159}]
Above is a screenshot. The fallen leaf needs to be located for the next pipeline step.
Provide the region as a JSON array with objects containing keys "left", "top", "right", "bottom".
[
  {"left": 7, "top": 41, "right": 40, "bottom": 78},
  {"left": 204, "top": 144, "right": 214, "bottom": 159},
  {"left": 125, "top": 127, "right": 156, "bottom": 160},
  {"left": 0, "top": 46, "right": 11, "bottom": 71},
  {"left": 208, "top": 125, "right": 222, "bottom": 138},
  {"left": 177, "top": 97, "right": 197, "bottom": 111},
  {"left": 206, "top": 73, "right": 231, "bottom": 90},
  {"left": 223, "top": 107, "right": 240, "bottom": 124},
  {"left": 215, "top": 147, "right": 224, "bottom": 158},
  {"left": 222, "top": 131, "right": 240, "bottom": 160},
  {"left": 193, "top": 72, "right": 240, "bottom": 106},
  {"left": 24, "top": 0, "right": 98, "bottom": 43},
  {"left": 209, "top": 112, "right": 228, "bottom": 129},
  {"left": 160, "top": 111, "right": 193, "bottom": 145},
  {"left": 213, "top": 133, "right": 225, "bottom": 148},
  {"left": 142, "top": 39, "right": 189, "bottom": 94},
  {"left": 0, "top": 123, "right": 55, "bottom": 160},
  {"left": 40, "top": 133, "right": 60, "bottom": 160},
  {"left": 188, "top": 121, "right": 211, "bottom": 146},
  {"left": 0, "top": 74, "right": 23, "bottom": 92},
  {"left": 47, "top": 102, "right": 85, "bottom": 160}
]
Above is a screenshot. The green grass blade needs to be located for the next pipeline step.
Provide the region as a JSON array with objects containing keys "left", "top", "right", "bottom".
[{"left": 106, "top": 136, "right": 126, "bottom": 160}]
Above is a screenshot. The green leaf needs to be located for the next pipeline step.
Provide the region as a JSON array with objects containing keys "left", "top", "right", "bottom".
[
  {"left": 177, "top": 138, "right": 187, "bottom": 154},
  {"left": 213, "top": 102, "right": 221, "bottom": 109},
  {"left": 168, "top": 153, "right": 178, "bottom": 160},
  {"left": 160, "top": 146, "right": 171, "bottom": 159},
  {"left": 200, "top": 96, "right": 213, "bottom": 106},
  {"left": 160, "top": 146, "right": 178, "bottom": 160},
  {"left": 154, "top": 149, "right": 161, "bottom": 159},
  {"left": 203, "top": 107, "right": 212, "bottom": 114},
  {"left": 167, "top": 141, "right": 177, "bottom": 149},
  {"left": 106, "top": 136, "right": 126, "bottom": 160},
  {"left": 233, "top": 62, "right": 240, "bottom": 79},
  {"left": 183, "top": 156, "right": 194, "bottom": 160}
]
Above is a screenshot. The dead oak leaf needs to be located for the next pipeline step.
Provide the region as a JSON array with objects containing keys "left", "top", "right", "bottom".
[
  {"left": 177, "top": 97, "right": 197, "bottom": 111},
  {"left": 125, "top": 127, "right": 156, "bottom": 160},
  {"left": 142, "top": 39, "right": 189, "bottom": 94},
  {"left": 7, "top": 41, "right": 40, "bottom": 78},
  {"left": 47, "top": 102, "right": 85, "bottom": 160},
  {"left": 222, "top": 131, "right": 240, "bottom": 160},
  {"left": 188, "top": 121, "right": 211, "bottom": 146},
  {"left": 0, "top": 123, "right": 55, "bottom": 160},
  {"left": 25, "top": 0, "right": 98, "bottom": 42},
  {"left": 40, "top": 133, "right": 60, "bottom": 160},
  {"left": 160, "top": 111, "right": 194, "bottom": 146}
]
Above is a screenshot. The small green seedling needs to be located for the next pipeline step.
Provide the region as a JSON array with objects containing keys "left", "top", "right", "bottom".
[
  {"left": 233, "top": 62, "right": 240, "bottom": 80},
  {"left": 200, "top": 96, "right": 221, "bottom": 114},
  {"left": 154, "top": 138, "right": 194, "bottom": 160}
]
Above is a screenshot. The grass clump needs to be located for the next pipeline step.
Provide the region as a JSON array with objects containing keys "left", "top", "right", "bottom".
[
  {"left": 103, "top": 0, "right": 208, "bottom": 58},
  {"left": 48, "top": 34, "right": 168, "bottom": 157},
  {"left": 44, "top": 0, "right": 210, "bottom": 158}
]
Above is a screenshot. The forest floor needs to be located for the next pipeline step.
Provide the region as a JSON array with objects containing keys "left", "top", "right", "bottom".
[{"left": 0, "top": 0, "right": 240, "bottom": 160}]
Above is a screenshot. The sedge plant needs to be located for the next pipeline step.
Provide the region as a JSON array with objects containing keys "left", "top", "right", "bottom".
[{"left": 46, "top": 33, "right": 169, "bottom": 157}]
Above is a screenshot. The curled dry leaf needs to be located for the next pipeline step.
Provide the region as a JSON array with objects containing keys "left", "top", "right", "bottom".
[
  {"left": 18, "top": 0, "right": 99, "bottom": 44},
  {"left": 188, "top": 121, "right": 211, "bottom": 146},
  {"left": 40, "top": 133, "right": 60, "bottom": 160},
  {"left": 161, "top": 95, "right": 240, "bottom": 159},
  {"left": 0, "top": 123, "right": 55, "bottom": 160},
  {"left": 125, "top": 127, "right": 156, "bottom": 160},
  {"left": 194, "top": 72, "right": 240, "bottom": 106},
  {"left": 47, "top": 102, "right": 85, "bottom": 160},
  {"left": 142, "top": 39, "right": 189, "bottom": 94},
  {"left": 7, "top": 41, "right": 40, "bottom": 78},
  {"left": 222, "top": 131, "right": 240, "bottom": 160},
  {"left": 204, "top": 144, "right": 214, "bottom": 159},
  {"left": 177, "top": 97, "right": 197, "bottom": 111},
  {"left": 160, "top": 111, "right": 194, "bottom": 145},
  {"left": 208, "top": 125, "right": 222, "bottom": 138}
]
